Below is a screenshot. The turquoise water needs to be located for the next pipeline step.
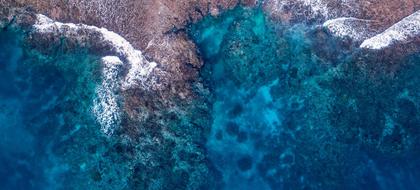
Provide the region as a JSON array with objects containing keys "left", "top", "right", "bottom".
[
  {"left": 189, "top": 6, "right": 420, "bottom": 189},
  {"left": 1, "top": 6, "right": 420, "bottom": 190},
  {"left": 0, "top": 29, "right": 106, "bottom": 189}
]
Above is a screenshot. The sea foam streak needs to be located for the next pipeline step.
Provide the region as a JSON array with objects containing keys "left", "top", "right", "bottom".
[
  {"left": 360, "top": 11, "right": 420, "bottom": 49},
  {"left": 33, "top": 14, "right": 157, "bottom": 135}
]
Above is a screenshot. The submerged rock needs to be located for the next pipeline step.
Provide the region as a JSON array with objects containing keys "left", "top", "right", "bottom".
[
  {"left": 28, "top": 13, "right": 158, "bottom": 135},
  {"left": 32, "top": 14, "right": 157, "bottom": 90},
  {"left": 0, "top": 1, "right": 419, "bottom": 190},
  {"left": 0, "top": 9, "right": 219, "bottom": 189}
]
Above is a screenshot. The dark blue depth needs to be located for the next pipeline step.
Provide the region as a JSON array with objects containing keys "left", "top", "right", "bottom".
[{"left": 0, "top": 29, "right": 101, "bottom": 189}]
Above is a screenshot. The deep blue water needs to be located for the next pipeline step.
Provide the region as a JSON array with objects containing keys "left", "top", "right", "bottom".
[{"left": 0, "top": 29, "right": 103, "bottom": 189}]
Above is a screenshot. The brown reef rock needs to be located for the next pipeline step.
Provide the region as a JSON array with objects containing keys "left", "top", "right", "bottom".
[{"left": 0, "top": 0, "right": 419, "bottom": 189}]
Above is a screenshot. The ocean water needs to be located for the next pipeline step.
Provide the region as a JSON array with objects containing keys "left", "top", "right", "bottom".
[
  {"left": 1, "top": 6, "right": 420, "bottom": 190},
  {"left": 189, "top": 6, "right": 420, "bottom": 189},
  {"left": 0, "top": 29, "right": 107, "bottom": 189}
]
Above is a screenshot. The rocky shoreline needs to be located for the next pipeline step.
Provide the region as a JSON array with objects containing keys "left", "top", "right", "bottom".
[
  {"left": 2, "top": 0, "right": 418, "bottom": 112},
  {"left": 2, "top": 0, "right": 418, "bottom": 96},
  {"left": 0, "top": 0, "right": 419, "bottom": 189}
]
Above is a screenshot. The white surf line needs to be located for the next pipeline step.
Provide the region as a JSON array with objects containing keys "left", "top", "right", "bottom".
[
  {"left": 323, "top": 17, "right": 377, "bottom": 42},
  {"left": 33, "top": 14, "right": 157, "bottom": 89},
  {"left": 33, "top": 14, "right": 158, "bottom": 135},
  {"left": 360, "top": 11, "right": 420, "bottom": 50},
  {"left": 93, "top": 56, "right": 123, "bottom": 135}
]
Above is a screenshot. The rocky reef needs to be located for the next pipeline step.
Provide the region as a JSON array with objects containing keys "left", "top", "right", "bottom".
[
  {"left": 189, "top": 6, "right": 420, "bottom": 189},
  {"left": 0, "top": 0, "right": 419, "bottom": 189},
  {"left": 1, "top": 7, "right": 217, "bottom": 190}
]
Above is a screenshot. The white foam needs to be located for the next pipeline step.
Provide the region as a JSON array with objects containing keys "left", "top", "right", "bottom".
[
  {"left": 33, "top": 14, "right": 157, "bottom": 89},
  {"left": 33, "top": 14, "right": 158, "bottom": 135},
  {"left": 302, "top": 0, "right": 330, "bottom": 18},
  {"left": 93, "top": 56, "right": 123, "bottom": 135},
  {"left": 360, "top": 11, "right": 420, "bottom": 49},
  {"left": 323, "top": 17, "right": 375, "bottom": 42},
  {"left": 265, "top": 0, "right": 330, "bottom": 19},
  {"left": 101, "top": 55, "right": 122, "bottom": 64}
]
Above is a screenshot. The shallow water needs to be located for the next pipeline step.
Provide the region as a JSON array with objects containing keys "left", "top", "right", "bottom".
[
  {"left": 189, "top": 6, "right": 420, "bottom": 189},
  {"left": 0, "top": 6, "right": 419, "bottom": 190}
]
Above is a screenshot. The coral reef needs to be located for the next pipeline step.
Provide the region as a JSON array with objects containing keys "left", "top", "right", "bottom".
[
  {"left": 0, "top": 0, "right": 419, "bottom": 189},
  {"left": 189, "top": 6, "right": 420, "bottom": 189}
]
